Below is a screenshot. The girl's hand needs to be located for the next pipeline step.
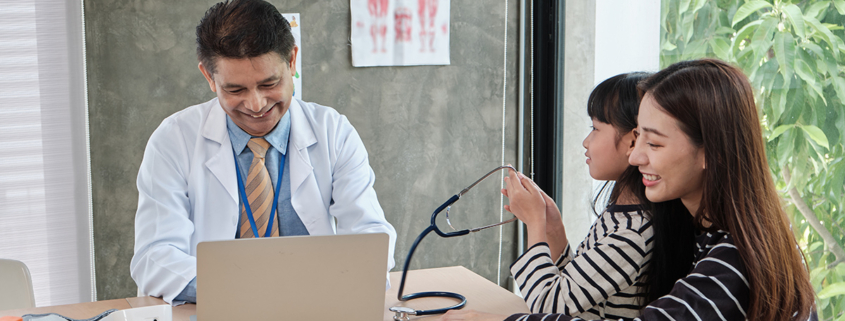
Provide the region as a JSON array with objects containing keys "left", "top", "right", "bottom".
[
  {"left": 438, "top": 309, "right": 508, "bottom": 321},
  {"left": 501, "top": 179, "right": 561, "bottom": 229},
  {"left": 537, "top": 188, "right": 568, "bottom": 259},
  {"left": 502, "top": 174, "right": 567, "bottom": 256},
  {"left": 503, "top": 169, "right": 546, "bottom": 229}
]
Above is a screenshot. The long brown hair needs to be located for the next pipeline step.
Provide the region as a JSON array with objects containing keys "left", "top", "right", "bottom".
[{"left": 638, "top": 58, "right": 814, "bottom": 320}]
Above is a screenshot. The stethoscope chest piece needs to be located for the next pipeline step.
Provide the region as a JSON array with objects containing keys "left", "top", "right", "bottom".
[{"left": 389, "top": 306, "right": 416, "bottom": 321}]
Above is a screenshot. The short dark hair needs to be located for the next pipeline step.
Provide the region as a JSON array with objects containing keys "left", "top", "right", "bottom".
[
  {"left": 587, "top": 72, "right": 650, "bottom": 141},
  {"left": 196, "top": 0, "right": 296, "bottom": 74}
]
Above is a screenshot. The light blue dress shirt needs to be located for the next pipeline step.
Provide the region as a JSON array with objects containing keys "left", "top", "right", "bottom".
[{"left": 174, "top": 111, "right": 308, "bottom": 303}]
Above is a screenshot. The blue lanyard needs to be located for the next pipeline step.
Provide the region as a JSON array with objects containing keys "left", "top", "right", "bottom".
[{"left": 233, "top": 150, "right": 285, "bottom": 238}]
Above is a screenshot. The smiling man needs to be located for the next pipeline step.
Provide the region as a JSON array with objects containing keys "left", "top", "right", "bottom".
[{"left": 130, "top": 0, "right": 396, "bottom": 304}]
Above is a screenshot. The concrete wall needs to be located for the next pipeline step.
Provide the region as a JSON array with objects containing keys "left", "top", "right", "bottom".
[
  {"left": 559, "top": 0, "right": 596, "bottom": 247},
  {"left": 84, "top": 0, "right": 520, "bottom": 300}
]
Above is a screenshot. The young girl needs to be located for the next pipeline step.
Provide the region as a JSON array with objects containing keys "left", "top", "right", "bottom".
[
  {"left": 446, "top": 59, "right": 815, "bottom": 321},
  {"left": 503, "top": 72, "right": 664, "bottom": 320}
]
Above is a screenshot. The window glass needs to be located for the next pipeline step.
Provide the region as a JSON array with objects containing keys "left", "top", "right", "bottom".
[{"left": 0, "top": 1, "right": 92, "bottom": 306}]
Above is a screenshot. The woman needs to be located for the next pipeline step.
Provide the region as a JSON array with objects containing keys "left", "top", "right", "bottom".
[{"left": 444, "top": 59, "right": 815, "bottom": 321}]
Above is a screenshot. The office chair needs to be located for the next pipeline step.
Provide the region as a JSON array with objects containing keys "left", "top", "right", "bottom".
[{"left": 0, "top": 259, "right": 36, "bottom": 310}]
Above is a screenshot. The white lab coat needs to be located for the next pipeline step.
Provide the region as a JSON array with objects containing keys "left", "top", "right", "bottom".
[{"left": 130, "top": 98, "right": 396, "bottom": 303}]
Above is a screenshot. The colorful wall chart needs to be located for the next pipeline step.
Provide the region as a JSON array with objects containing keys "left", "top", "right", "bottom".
[
  {"left": 351, "top": 0, "right": 450, "bottom": 67},
  {"left": 282, "top": 13, "right": 303, "bottom": 100}
]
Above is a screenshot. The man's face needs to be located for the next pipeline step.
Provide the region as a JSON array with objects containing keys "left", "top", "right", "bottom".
[{"left": 199, "top": 49, "right": 298, "bottom": 137}]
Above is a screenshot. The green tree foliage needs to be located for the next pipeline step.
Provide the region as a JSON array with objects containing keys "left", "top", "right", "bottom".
[{"left": 660, "top": 0, "right": 845, "bottom": 319}]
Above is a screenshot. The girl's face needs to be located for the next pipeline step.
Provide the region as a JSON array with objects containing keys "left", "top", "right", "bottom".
[
  {"left": 628, "top": 93, "right": 706, "bottom": 214},
  {"left": 582, "top": 118, "right": 635, "bottom": 181}
]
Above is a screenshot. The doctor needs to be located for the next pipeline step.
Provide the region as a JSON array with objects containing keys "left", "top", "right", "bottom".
[{"left": 130, "top": 0, "right": 396, "bottom": 304}]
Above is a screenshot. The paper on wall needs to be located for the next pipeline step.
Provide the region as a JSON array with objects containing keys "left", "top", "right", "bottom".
[
  {"left": 351, "top": 0, "right": 450, "bottom": 67},
  {"left": 282, "top": 13, "right": 303, "bottom": 100}
]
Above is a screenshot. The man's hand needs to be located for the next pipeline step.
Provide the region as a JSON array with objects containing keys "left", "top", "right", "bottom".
[{"left": 438, "top": 309, "right": 508, "bottom": 321}]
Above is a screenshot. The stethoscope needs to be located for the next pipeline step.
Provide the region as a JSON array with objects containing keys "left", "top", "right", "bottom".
[{"left": 389, "top": 165, "right": 520, "bottom": 321}]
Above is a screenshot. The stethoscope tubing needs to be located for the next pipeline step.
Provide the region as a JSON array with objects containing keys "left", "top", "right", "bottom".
[
  {"left": 400, "top": 291, "right": 467, "bottom": 316},
  {"left": 393, "top": 165, "right": 520, "bottom": 316}
]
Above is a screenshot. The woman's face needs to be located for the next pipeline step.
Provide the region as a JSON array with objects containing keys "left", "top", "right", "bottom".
[
  {"left": 582, "top": 119, "right": 634, "bottom": 181},
  {"left": 628, "top": 93, "right": 706, "bottom": 214}
]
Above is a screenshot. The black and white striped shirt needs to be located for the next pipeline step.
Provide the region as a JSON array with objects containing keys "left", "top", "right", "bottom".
[
  {"left": 506, "top": 230, "right": 749, "bottom": 321},
  {"left": 510, "top": 204, "right": 653, "bottom": 319}
]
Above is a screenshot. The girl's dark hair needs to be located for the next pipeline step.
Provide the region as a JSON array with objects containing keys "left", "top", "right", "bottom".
[
  {"left": 638, "top": 58, "right": 814, "bottom": 320},
  {"left": 587, "top": 72, "right": 650, "bottom": 211},
  {"left": 196, "top": 0, "right": 296, "bottom": 74},
  {"left": 586, "top": 72, "right": 697, "bottom": 306}
]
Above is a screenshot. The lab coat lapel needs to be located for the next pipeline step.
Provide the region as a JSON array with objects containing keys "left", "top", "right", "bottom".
[
  {"left": 202, "top": 100, "right": 238, "bottom": 203},
  {"left": 288, "top": 99, "right": 316, "bottom": 194}
]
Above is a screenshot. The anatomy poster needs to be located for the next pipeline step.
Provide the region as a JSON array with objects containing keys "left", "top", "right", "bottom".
[
  {"left": 282, "top": 13, "right": 303, "bottom": 100},
  {"left": 351, "top": 0, "right": 450, "bottom": 67}
]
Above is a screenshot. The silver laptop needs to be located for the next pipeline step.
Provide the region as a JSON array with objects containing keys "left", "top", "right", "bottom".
[{"left": 196, "top": 233, "right": 389, "bottom": 321}]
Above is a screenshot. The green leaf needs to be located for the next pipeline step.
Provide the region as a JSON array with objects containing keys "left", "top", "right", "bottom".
[
  {"left": 794, "top": 58, "right": 825, "bottom": 104},
  {"left": 682, "top": 39, "right": 708, "bottom": 60},
  {"left": 805, "top": 17, "right": 840, "bottom": 59},
  {"left": 732, "top": 0, "right": 773, "bottom": 27},
  {"left": 777, "top": 130, "right": 795, "bottom": 167},
  {"left": 819, "top": 282, "right": 845, "bottom": 299},
  {"left": 802, "top": 42, "right": 823, "bottom": 58},
  {"left": 809, "top": 265, "right": 829, "bottom": 288},
  {"left": 715, "top": 26, "right": 735, "bottom": 35},
  {"left": 770, "top": 88, "right": 788, "bottom": 123},
  {"left": 709, "top": 37, "right": 731, "bottom": 61},
  {"left": 682, "top": 11, "right": 697, "bottom": 44},
  {"left": 769, "top": 124, "right": 794, "bottom": 141},
  {"left": 819, "top": 297, "right": 830, "bottom": 314},
  {"left": 804, "top": 1, "right": 829, "bottom": 19},
  {"left": 736, "top": 45, "right": 754, "bottom": 62},
  {"left": 751, "top": 17, "right": 778, "bottom": 56},
  {"left": 837, "top": 263, "right": 845, "bottom": 276},
  {"left": 828, "top": 23, "right": 845, "bottom": 31},
  {"left": 662, "top": 41, "right": 678, "bottom": 51},
  {"left": 833, "top": 76, "right": 845, "bottom": 105},
  {"left": 661, "top": 0, "right": 672, "bottom": 31},
  {"left": 783, "top": 88, "right": 805, "bottom": 124},
  {"left": 800, "top": 125, "right": 830, "bottom": 149},
  {"left": 773, "top": 32, "right": 795, "bottom": 82},
  {"left": 691, "top": 0, "right": 706, "bottom": 13},
  {"left": 782, "top": 4, "right": 806, "bottom": 39},
  {"left": 806, "top": 144, "right": 824, "bottom": 174},
  {"left": 808, "top": 241, "right": 824, "bottom": 253},
  {"left": 793, "top": 58, "right": 815, "bottom": 85},
  {"left": 679, "top": 0, "right": 691, "bottom": 13},
  {"left": 756, "top": 59, "right": 779, "bottom": 93},
  {"left": 834, "top": 0, "right": 845, "bottom": 15},
  {"left": 732, "top": 20, "right": 762, "bottom": 53}
]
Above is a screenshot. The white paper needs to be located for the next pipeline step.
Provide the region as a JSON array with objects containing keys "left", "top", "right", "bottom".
[
  {"left": 351, "top": 0, "right": 450, "bottom": 67},
  {"left": 282, "top": 13, "right": 303, "bottom": 100}
]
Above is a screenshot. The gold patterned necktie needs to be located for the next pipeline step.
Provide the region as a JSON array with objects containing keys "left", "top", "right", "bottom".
[{"left": 239, "top": 137, "right": 280, "bottom": 238}]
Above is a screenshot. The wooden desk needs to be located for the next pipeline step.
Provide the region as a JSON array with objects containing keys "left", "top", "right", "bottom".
[
  {"left": 1, "top": 266, "right": 529, "bottom": 320},
  {"left": 0, "top": 299, "right": 132, "bottom": 319}
]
